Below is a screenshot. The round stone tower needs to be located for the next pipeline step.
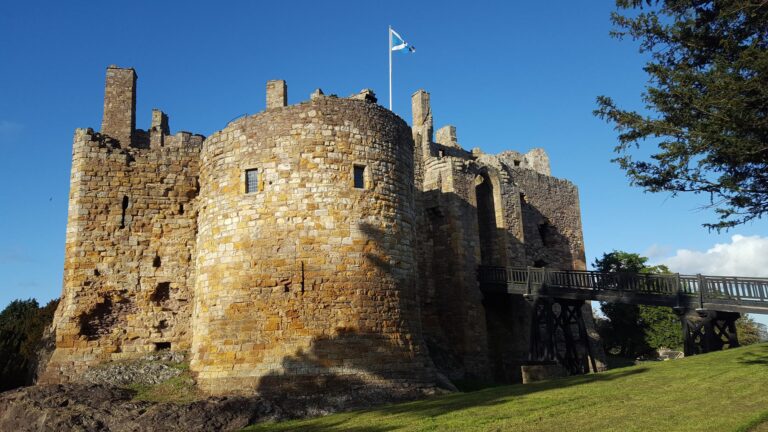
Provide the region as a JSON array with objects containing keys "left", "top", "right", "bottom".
[{"left": 191, "top": 90, "right": 433, "bottom": 395}]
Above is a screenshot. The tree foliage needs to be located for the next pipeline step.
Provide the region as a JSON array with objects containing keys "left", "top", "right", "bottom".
[
  {"left": 594, "top": 251, "right": 683, "bottom": 357},
  {"left": 736, "top": 314, "right": 763, "bottom": 346},
  {"left": 0, "top": 298, "right": 58, "bottom": 391},
  {"left": 595, "top": 0, "right": 768, "bottom": 230}
]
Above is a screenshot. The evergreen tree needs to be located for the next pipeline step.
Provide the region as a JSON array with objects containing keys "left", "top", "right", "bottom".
[
  {"left": 595, "top": 0, "right": 768, "bottom": 230},
  {"left": 0, "top": 298, "right": 59, "bottom": 391}
]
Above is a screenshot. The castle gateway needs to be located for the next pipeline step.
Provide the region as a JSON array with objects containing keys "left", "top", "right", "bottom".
[{"left": 40, "top": 66, "right": 603, "bottom": 394}]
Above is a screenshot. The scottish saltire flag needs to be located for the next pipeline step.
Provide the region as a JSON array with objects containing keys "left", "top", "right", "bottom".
[{"left": 391, "top": 28, "right": 416, "bottom": 53}]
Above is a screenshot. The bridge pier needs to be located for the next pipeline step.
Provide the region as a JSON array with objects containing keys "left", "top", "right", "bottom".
[
  {"left": 527, "top": 297, "right": 597, "bottom": 375},
  {"left": 676, "top": 309, "right": 740, "bottom": 356}
]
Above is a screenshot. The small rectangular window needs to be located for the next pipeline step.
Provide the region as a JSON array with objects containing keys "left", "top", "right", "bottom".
[
  {"left": 245, "top": 169, "right": 259, "bottom": 193},
  {"left": 353, "top": 165, "right": 366, "bottom": 189},
  {"left": 154, "top": 342, "right": 171, "bottom": 351}
]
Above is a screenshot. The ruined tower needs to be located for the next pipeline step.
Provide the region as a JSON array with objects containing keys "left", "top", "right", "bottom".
[
  {"left": 40, "top": 66, "right": 203, "bottom": 384},
  {"left": 411, "top": 90, "right": 600, "bottom": 382}
]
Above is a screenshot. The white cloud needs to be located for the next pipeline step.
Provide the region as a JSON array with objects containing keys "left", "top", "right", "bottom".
[
  {"left": 643, "top": 243, "right": 672, "bottom": 260},
  {"left": 657, "top": 235, "right": 768, "bottom": 277}
]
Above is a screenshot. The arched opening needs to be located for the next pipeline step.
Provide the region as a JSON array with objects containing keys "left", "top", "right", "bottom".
[{"left": 476, "top": 174, "right": 503, "bottom": 266}]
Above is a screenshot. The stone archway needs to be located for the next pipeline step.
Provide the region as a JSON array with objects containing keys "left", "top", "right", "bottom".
[{"left": 475, "top": 172, "right": 505, "bottom": 266}]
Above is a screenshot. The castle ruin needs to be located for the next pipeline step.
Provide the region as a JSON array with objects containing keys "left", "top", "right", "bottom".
[{"left": 40, "top": 66, "right": 602, "bottom": 395}]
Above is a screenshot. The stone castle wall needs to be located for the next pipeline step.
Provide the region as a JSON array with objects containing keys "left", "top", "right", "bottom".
[
  {"left": 411, "top": 92, "right": 492, "bottom": 381},
  {"left": 42, "top": 66, "right": 603, "bottom": 392},
  {"left": 192, "top": 95, "right": 433, "bottom": 394},
  {"left": 512, "top": 169, "right": 587, "bottom": 270}
]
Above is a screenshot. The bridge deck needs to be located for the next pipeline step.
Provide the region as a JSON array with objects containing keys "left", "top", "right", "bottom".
[{"left": 478, "top": 266, "right": 768, "bottom": 315}]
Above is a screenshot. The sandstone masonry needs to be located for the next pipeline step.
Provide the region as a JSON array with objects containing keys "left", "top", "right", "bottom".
[{"left": 40, "top": 66, "right": 603, "bottom": 394}]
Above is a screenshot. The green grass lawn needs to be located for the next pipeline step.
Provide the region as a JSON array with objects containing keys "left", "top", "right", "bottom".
[{"left": 246, "top": 343, "right": 768, "bottom": 432}]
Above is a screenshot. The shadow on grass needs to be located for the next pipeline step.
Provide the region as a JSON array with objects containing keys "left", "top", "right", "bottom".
[
  {"left": 737, "top": 344, "right": 768, "bottom": 367},
  {"left": 254, "top": 367, "right": 649, "bottom": 432},
  {"left": 256, "top": 418, "right": 400, "bottom": 432},
  {"left": 378, "top": 367, "right": 649, "bottom": 417},
  {"left": 604, "top": 355, "right": 637, "bottom": 370}
]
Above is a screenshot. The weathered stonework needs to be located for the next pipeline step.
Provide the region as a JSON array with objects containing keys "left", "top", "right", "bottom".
[
  {"left": 40, "top": 119, "right": 202, "bottom": 384},
  {"left": 192, "top": 96, "right": 432, "bottom": 394},
  {"left": 265, "top": 80, "right": 287, "bottom": 109},
  {"left": 412, "top": 90, "right": 605, "bottom": 381},
  {"left": 41, "top": 66, "right": 603, "bottom": 394},
  {"left": 101, "top": 66, "right": 136, "bottom": 146}
]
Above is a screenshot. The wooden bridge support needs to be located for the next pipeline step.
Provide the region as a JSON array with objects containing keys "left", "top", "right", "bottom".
[
  {"left": 528, "top": 297, "right": 597, "bottom": 375},
  {"left": 676, "top": 309, "right": 740, "bottom": 356}
]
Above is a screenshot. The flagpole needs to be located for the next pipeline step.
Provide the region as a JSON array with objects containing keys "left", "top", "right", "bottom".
[{"left": 388, "top": 25, "right": 393, "bottom": 110}]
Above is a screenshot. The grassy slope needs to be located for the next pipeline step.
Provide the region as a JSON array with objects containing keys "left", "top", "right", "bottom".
[{"left": 246, "top": 343, "right": 768, "bottom": 432}]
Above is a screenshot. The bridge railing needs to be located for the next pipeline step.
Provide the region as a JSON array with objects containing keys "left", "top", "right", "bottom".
[
  {"left": 701, "top": 276, "right": 768, "bottom": 303},
  {"left": 516, "top": 267, "right": 687, "bottom": 295},
  {"left": 477, "top": 266, "right": 768, "bottom": 307}
]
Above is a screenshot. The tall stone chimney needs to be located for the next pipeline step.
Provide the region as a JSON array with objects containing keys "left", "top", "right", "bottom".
[
  {"left": 101, "top": 65, "right": 137, "bottom": 145},
  {"left": 411, "top": 89, "right": 433, "bottom": 160}
]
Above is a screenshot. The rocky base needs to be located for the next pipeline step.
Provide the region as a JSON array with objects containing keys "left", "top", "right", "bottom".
[
  {"left": 0, "top": 384, "right": 278, "bottom": 432},
  {"left": 0, "top": 382, "right": 443, "bottom": 432},
  {"left": 82, "top": 351, "right": 187, "bottom": 386}
]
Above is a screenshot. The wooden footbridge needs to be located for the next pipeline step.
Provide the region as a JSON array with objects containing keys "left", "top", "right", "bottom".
[
  {"left": 478, "top": 266, "right": 768, "bottom": 314},
  {"left": 478, "top": 266, "right": 768, "bottom": 374}
]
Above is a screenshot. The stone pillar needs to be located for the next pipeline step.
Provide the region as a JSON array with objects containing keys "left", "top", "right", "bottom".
[
  {"left": 149, "top": 109, "right": 169, "bottom": 148},
  {"left": 266, "top": 80, "right": 287, "bottom": 108},
  {"left": 151, "top": 109, "right": 169, "bottom": 135},
  {"left": 411, "top": 89, "right": 433, "bottom": 160},
  {"left": 101, "top": 65, "right": 137, "bottom": 145}
]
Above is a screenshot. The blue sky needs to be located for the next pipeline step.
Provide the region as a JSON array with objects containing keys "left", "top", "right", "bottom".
[{"left": 1, "top": 1, "right": 766, "bottom": 325}]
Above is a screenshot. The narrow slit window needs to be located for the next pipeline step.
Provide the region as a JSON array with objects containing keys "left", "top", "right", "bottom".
[
  {"left": 120, "top": 195, "right": 129, "bottom": 228},
  {"left": 245, "top": 169, "right": 259, "bottom": 193},
  {"left": 353, "top": 165, "right": 366, "bottom": 189}
]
